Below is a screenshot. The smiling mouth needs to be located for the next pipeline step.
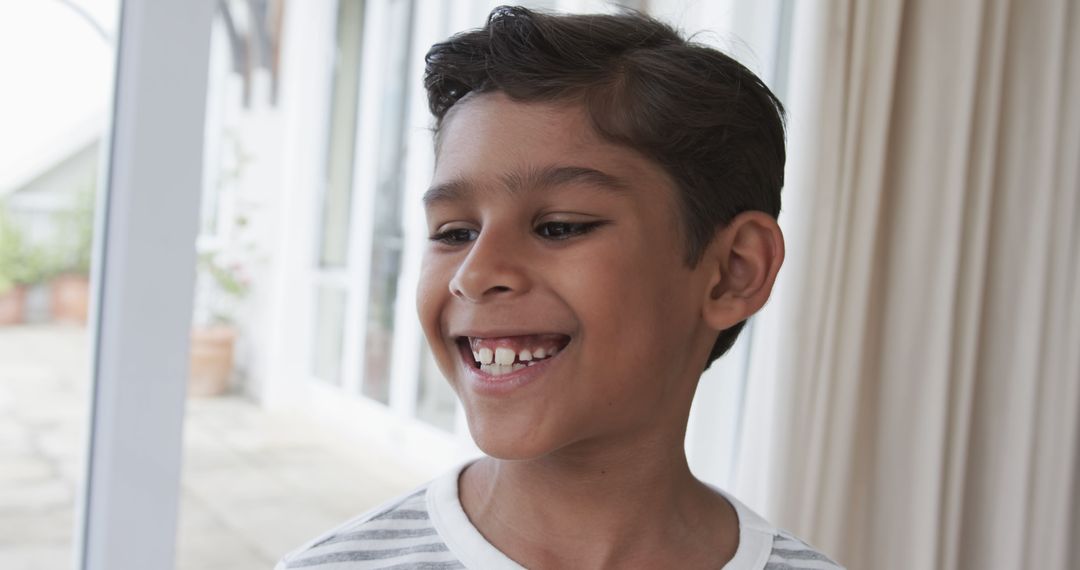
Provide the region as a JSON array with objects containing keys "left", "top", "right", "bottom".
[{"left": 456, "top": 334, "right": 572, "bottom": 376}]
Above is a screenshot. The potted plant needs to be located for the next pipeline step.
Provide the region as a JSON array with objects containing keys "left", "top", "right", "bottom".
[
  {"left": 0, "top": 201, "right": 46, "bottom": 326},
  {"left": 47, "top": 187, "right": 95, "bottom": 324},
  {"left": 189, "top": 130, "right": 261, "bottom": 396},
  {"left": 188, "top": 250, "right": 251, "bottom": 396}
]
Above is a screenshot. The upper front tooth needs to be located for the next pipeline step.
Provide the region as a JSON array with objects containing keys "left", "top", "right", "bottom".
[
  {"left": 495, "top": 347, "right": 516, "bottom": 365},
  {"left": 518, "top": 349, "right": 532, "bottom": 361},
  {"left": 533, "top": 347, "right": 546, "bottom": 359},
  {"left": 472, "top": 351, "right": 481, "bottom": 362},
  {"left": 478, "top": 347, "right": 494, "bottom": 365}
]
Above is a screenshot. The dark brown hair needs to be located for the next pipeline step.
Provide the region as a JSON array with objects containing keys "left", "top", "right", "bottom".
[{"left": 423, "top": 5, "right": 786, "bottom": 368}]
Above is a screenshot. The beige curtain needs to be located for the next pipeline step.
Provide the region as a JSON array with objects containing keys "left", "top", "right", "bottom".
[{"left": 732, "top": 1, "right": 1080, "bottom": 569}]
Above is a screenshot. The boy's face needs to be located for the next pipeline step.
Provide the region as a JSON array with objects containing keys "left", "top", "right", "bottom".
[{"left": 418, "top": 92, "right": 716, "bottom": 460}]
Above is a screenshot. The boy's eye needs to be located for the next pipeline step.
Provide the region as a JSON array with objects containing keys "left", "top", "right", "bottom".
[
  {"left": 429, "top": 221, "right": 606, "bottom": 245},
  {"left": 429, "top": 228, "right": 478, "bottom": 245},
  {"left": 535, "top": 221, "right": 604, "bottom": 240}
]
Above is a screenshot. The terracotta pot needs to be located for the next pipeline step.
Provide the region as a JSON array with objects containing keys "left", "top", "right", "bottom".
[
  {"left": 188, "top": 325, "right": 237, "bottom": 397},
  {"left": 0, "top": 285, "right": 27, "bottom": 326},
  {"left": 49, "top": 273, "right": 90, "bottom": 324}
]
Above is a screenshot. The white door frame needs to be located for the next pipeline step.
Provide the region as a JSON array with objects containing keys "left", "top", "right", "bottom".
[{"left": 75, "top": 1, "right": 215, "bottom": 569}]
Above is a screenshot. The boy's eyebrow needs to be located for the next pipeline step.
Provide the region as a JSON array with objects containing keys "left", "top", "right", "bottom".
[
  {"left": 423, "top": 165, "right": 630, "bottom": 206},
  {"left": 423, "top": 178, "right": 472, "bottom": 207}
]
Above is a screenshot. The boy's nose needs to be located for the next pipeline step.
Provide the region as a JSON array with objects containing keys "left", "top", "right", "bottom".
[{"left": 448, "top": 233, "right": 531, "bottom": 302}]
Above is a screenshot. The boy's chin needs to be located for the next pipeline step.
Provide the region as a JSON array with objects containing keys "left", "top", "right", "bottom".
[
  {"left": 466, "top": 418, "right": 563, "bottom": 461},
  {"left": 476, "top": 443, "right": 548, "bottom": 462}
]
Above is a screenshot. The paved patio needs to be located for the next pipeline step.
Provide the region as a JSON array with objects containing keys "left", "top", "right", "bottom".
[{"left": 0, "top": 325, "right": 427, "bottom": 570}]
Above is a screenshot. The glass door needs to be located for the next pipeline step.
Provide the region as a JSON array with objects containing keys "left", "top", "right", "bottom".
[{"left": 0, "top": 1, "right": 117, "bottom": 568}]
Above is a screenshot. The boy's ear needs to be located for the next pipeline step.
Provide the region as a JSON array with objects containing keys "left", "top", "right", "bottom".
[{"left": 701, "top": 211, "right": 785, "bottom": 331}]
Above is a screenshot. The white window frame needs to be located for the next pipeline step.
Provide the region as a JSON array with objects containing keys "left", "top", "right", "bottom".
[
  {"left": 343, "top": 0, "right": 413, "bottom": 404},
  {"left": 319, "top": 0, "right": 475, "bottom": 469},
  {"left": 75, "top": 1, "right": 215, "bottom": 569},
  {"left": 305, "top": 0, "right": 366, "bottom": 391},
  {"left": 254, "top": 0, "right": 473, "bottom": 476}
]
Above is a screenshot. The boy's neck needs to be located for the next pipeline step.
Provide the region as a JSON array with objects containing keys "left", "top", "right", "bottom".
[{"left": 459, "top": 431, "right": 739, "bottom": 568}]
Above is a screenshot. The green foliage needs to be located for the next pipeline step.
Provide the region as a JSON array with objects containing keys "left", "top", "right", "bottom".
[
  {"left": 192, "top": 129, "right": 260, "bottom": 327},
  {"left": 0, "top": 201, "right": 50, "bottom": 294},
  {"left": 196, "top": 251, "right": 251, "bottom": 325},
  {"left": 49, "top": 186, "right": 96, "bottom": 275},
  {"left": 198, "top": 251, "right": 251, "bottom": 300}
]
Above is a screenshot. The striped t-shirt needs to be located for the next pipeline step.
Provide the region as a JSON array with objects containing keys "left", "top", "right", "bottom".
[{"left": 276, "top": 463, "right": 844, "bottom": 569}]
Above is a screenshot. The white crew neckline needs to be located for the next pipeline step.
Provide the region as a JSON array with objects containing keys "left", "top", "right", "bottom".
[{"left": 426, "top": 461, "right": 777, "bottom": 570}]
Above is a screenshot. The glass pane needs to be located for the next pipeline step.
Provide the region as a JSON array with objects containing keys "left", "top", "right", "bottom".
[
  {"left": 317, "top": 0, "right": 365, "bottom": 268},
  {"left": 416, "top": 341, "right": 457, "bottom": 431},
  {"left": 176, "top": 3, "right": 427, "bottom": 568},
  {"left": 0, "top": 0, "right": 118, "bottom": 565},
  {"left": 360, "top": 0, "right": 412, "bottom": 403},
  {"left": 360, "top": 239, "right": 399, "bottom": 403},
  {"left": 312, "top": 285, "right": 347, "bottom": 385}
]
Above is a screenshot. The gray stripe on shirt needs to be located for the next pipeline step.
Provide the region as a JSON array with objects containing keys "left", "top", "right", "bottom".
[
  {"left": 764, "top": 563, "right": 804, "bottom": 570},
  {"left": 287, "top": 542, "right": 451, "bottom": 567},
  {"left": 371, "top": 509, "right": 430, "bottom": 521},
  {"left": 770, "top": 547, "right": 835, "bottom": 562},
  {"left": 318, "top": 526, "right": 439, "bottom": 546}
]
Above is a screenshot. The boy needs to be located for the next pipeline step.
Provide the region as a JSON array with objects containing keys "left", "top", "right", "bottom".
[{"left": 279, "top": 6, "right": 842, "bottom": 569}]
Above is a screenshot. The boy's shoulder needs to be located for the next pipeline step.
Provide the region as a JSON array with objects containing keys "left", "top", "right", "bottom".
[
  {"left": 275, "top": 482, "right": 463, "bottom": 569},
  {"left": 762, "top": 529, "right": 845, "bottom": 569},
  {"left": 277, "top": 465, "right": 844, "bottom": 570},
  {"left": 718, "top": 488, "right": 845, "bottom": 570}
]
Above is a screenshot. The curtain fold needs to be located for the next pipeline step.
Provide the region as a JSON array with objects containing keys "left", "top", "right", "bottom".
[{"left": 733, "top": 1, "right": 1080, "bottom": 569}]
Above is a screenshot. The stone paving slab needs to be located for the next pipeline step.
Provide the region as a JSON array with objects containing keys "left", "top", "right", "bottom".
[{"left": 0, "top": 325, "right": 427, "bottom": 570}]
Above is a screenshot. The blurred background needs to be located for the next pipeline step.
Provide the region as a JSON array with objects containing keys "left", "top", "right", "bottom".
[{"left": 0, "top": 1, "right": 1076, "bottom": 569}]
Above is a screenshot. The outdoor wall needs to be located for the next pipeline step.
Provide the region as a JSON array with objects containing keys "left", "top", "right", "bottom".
[{"left": 5, "top": 141, "right": 98, "bottom": 247}]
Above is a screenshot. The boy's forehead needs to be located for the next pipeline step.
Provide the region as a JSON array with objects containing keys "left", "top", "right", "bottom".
[
  {"left": 438, "top": 91, "right": 596, "bottom": 150},
  {"left": 432, "top": 92, "right": 660, "bottom": 190}
]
